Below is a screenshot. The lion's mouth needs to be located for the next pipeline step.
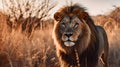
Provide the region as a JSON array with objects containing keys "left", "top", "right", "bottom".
[
  {"left": 63, "top": 37, "right": 76, "bottom": 47},
  {"left": 64, "top": 41, "right": 75, "bottom": 47}
]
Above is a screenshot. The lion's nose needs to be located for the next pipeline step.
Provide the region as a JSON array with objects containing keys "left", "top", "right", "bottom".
[{"left": 65, "top": 33, "right": 73, "bottom": 37}]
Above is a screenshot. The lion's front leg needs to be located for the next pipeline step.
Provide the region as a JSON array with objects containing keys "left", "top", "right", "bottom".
[
  {"left": 57, "top": 50, "right": 69, "bottom": 67},
  {"left": 57, "top": 50, "right": 78, "bottom": 67},
  {"left": 86, "top": 57, "right": 99, "bottom": 67},
  {"left": 86, "top": 61, "right": 98, "bottom": 67}
]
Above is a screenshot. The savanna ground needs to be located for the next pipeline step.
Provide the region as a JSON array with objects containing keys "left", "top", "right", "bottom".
[{"left": 0, "top": 1, "right": 120, "bottom": 67}]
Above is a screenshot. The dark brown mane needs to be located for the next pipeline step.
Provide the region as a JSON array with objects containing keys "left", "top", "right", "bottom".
[
  {"left": 54, "top": 4, "right": 88, "bottom": 20},
  {"left": 61, "top": 4, "right": 86, "bottom": 14}
]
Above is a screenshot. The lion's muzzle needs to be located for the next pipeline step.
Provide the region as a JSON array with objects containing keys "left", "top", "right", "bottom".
[{"left": 62, "top": 32, "right": 76, "bottom": 47}]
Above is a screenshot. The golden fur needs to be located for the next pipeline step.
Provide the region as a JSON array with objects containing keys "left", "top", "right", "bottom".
[{"left": 52, "top": 4, "right": 109, "bottom": 67}]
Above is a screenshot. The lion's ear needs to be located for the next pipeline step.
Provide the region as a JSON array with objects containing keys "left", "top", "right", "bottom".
[
  {"left": 77, "top": 12, "right": 89, "bottom": 20},
  {"left": 54, "top": 12, "right": 64, "bottom": 21}
]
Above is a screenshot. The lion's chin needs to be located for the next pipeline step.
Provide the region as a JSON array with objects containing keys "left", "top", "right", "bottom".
[{"left": 64, "top": 41, "right": 75, "bottom": 47}]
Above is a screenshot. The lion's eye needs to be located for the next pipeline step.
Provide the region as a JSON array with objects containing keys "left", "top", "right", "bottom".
[
  {"left": 61, "top": 23, "right": 66, "bottom": 28},
  {"left": 74, "top": 23, "right": 79, "bottom": 29}
]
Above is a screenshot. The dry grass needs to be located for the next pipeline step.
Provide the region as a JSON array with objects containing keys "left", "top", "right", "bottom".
[
  {"left": 0, "top": 7, "right": 120, "bottom": 67},
  {"left": 0, "top": 12, "right": 59, "bottom": 67}
]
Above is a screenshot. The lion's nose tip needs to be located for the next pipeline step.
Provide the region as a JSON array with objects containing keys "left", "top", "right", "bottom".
[{"left": 65, "top": 33, "right": 73, "bottom": 37}]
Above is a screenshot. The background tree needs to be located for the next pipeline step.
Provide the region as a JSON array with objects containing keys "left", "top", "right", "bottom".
[{"left": 2, "top": 0, "right": 56, "bottom": 37}]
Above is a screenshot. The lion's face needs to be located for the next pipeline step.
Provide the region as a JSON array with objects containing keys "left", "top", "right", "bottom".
[
  {"left": 59, "top": 16, "right": 84, "bottom": 47},
  {"left": 53, "top": 5, "right": 92, "bottom": 48}
]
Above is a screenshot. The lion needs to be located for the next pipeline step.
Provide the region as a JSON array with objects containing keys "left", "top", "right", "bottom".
[{"left": 52, "top": 4, "right": 109, "bottom": 67}]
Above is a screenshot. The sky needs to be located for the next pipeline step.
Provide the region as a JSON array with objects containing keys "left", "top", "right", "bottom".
[
  {"left": 0, "top": 0, "right": 120, "bottom": 16},
  {"left": 53, "top": 0, "right": 120, "bottom": 16}
]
